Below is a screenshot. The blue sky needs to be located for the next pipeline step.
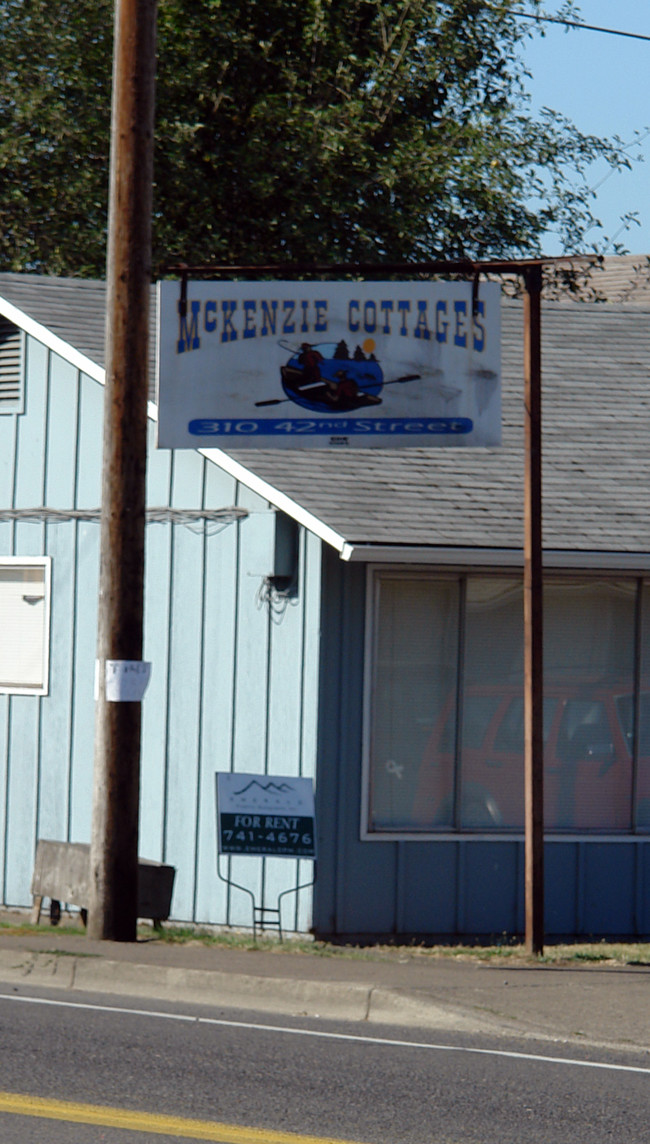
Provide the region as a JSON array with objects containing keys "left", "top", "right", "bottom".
[{"left": 519, "top": 2, "right": 649, "bottom": 254}]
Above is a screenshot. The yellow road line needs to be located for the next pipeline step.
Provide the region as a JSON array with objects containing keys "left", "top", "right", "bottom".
[{"left": 0, "top": 1091, "right": 366, "bottom": 1143}]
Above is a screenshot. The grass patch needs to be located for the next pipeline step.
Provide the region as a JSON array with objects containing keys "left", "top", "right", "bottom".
[
  {"left": 144, "top": 924, "right": 649, "bottom": 966},
  {"left": 1, "top": 913, "right": 647, "bottom": 966},
  {"left": 0, "top": 920, "right": 86, "bottom": 938}
]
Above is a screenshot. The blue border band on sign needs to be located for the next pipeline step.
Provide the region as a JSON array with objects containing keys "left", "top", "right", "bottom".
[{"left": 189, "top": 417, "right": 473, "bottom": 437}]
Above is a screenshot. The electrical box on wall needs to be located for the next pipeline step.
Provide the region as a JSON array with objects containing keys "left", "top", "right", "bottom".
[{"left": 270, "top": 512, "right": 300, "bottom": 597}]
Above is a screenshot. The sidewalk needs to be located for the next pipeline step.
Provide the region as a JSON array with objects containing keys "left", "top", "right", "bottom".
[{"left": 0, "top": 917, "right": 647, "bottom": 1055}]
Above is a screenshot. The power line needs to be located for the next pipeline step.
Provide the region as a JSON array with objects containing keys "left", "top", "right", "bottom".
[{"left": 515, "top": 11, "right": 650, "bottom": 43}]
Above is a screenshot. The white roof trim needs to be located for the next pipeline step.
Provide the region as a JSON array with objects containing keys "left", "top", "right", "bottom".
[
  {"left": 199, "top": 448, "right": 347, "bottom": 553},
  {"left": 0, "top": 295, "right": 105, "bottom": 383},
  {"left": 342, "top": 544, "right": 650, "bottom": 571}
]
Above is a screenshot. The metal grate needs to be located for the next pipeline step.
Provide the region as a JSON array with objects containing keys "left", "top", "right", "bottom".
[{"left": 0, "top": 317, "right": 23, "bottom": 411}]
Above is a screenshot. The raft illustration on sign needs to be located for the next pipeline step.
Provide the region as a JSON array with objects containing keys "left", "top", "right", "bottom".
[
  {"left": 157, "top": 280, "right": 501, "bottom": 450},
  {"left": 255, "top": 338, "right": 420, "bottom": 414}
]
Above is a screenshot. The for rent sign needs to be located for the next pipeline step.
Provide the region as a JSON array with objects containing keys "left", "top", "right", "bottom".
[
  {"left": 216, "top": 773, "right": 316, "bottom": 858},
  {"left": 157, "top": 280, "right": 501, "bottom": 449}
]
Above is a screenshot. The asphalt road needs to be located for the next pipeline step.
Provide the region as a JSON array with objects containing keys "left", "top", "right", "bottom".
[{"left": 0, "top": 985, "right": 648, "bottom": 1143}]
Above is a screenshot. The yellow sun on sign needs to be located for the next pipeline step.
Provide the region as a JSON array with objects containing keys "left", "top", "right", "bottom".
[{"left": 362, "top": 338, "right": 376, "bottom": 355}]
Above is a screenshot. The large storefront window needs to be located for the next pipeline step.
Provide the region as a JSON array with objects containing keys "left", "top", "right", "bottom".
[
  {"left": 367, "top": 572, "right": 648, "bottom": 835},
  {"left": 368, "top": 577, "right": 459, "bottom": 830}
]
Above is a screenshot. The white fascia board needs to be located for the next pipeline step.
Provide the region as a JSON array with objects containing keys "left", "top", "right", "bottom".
[
  {"left": 341, "top": 544, "right": 522, "bottom": 565},
  {"left": 0, "top": 296, "right": 105, "bottom": 384},
  {"left": 199, "top": 447, "right": 348, "bottom": 554},
  {"left": 341, "top": 544, "right": 650, "bottom": 572}
]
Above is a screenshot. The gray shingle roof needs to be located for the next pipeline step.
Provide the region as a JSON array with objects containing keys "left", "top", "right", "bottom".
[
  {"left": 224, "top": 300, "right": 650, "bottom": 554},
  {"left": 0, "top": 272, "right": 108, "bottom": 367},
  {"left": 2, "top": 270, "right": 650, "bottom": 556},
  {"left": 0, "top": 272, "right": 156, "bottom": 391}
]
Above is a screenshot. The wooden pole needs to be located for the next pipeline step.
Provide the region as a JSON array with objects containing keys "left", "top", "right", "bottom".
[
  {"left": 523, "top": 265, "right": 544, "bottom": 955},
  {"left": 88, "top": 0, "right": 157, "bottom": 941}
]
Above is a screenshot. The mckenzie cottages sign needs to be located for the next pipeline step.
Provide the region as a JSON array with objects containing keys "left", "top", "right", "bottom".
[{"left": 157, "top": 280, "right": 501, "bottom": 450}]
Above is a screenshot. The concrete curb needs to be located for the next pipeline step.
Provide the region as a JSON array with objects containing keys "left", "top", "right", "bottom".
[
  {"left": 1, "top": 950, "right": 646, "bottom": 1053},
  {"left": 0, "top": 950, "right": 498, "bottom": 1034}
]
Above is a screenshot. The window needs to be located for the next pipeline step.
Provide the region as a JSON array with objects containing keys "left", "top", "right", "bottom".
[
  {"left": 365, "top": 571, "right": 648, "bottom": 836},
  {"left": 0, "top": 318, "right": 24, "bottom": 414},
  {"left": 0, "top": 559, "right": 51, "bottom": 694}
]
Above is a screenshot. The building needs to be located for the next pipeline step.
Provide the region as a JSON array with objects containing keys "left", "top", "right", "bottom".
[{"left": 1, "top": 266, "right": 649, "bottom": 940}]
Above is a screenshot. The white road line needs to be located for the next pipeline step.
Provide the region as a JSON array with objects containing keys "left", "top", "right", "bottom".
[{"left": 0, "top": 991, "right": 648, "bottom": 1076}]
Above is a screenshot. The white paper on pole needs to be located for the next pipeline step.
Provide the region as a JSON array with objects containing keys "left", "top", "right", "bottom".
[{"left": 104, "top": 660, "right": 152, "bottom": 702}]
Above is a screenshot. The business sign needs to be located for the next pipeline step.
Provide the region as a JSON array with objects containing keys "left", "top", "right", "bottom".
[
  {"left": 157, "top": 280, "right": 501, "bottom": 449},
  {"left": 216, "top": 772, "right": 316, "bottom": 858}
]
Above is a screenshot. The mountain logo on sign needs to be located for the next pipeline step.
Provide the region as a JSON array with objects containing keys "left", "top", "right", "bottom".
[{"left": 233, "top": 779, "right": 295, "bottom": 797}]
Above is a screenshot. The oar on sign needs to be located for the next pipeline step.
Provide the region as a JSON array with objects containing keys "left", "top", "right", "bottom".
[{"left": 255, "top": 373, "right": 421, "bottom": 407}]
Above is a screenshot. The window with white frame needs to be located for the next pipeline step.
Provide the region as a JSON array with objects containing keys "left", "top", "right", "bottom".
[
  {"left": 0, "top": 559, "right": 51, "bottom": 694},
  {"left": 365, "top": 570, "right": 650, "bottom": 836}
]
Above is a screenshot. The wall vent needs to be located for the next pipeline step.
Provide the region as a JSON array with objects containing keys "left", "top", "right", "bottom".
[{"left": 0, "top": 317, "right": 24, "bottom": 413}]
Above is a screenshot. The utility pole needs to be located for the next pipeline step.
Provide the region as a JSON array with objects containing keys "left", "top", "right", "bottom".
[
  {"left": 88, "top": 0, "right": 158, "bottom": 941},
  {"left": 523, "top": 265, "right": 544, "bottom": 955}
]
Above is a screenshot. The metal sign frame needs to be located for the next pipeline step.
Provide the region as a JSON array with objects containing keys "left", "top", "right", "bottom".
[
  {"left": 215, "top": 772, "right": 316, "bottom": 940},
  {"left": 170, "top": 254, "right": 581, "bottom": 954}
]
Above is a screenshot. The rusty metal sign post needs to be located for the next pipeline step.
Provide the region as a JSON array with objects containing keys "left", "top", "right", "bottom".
[{"left": 523, "top": 266, "right": 544, "bottom": 955}]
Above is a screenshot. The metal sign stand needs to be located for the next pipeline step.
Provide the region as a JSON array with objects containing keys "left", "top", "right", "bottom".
[
  {"left": 216, "top": 857, "right": 317, "bottom": 941},
  {"left": 215, "top": 772, "right": 317, "bottom": 941}
]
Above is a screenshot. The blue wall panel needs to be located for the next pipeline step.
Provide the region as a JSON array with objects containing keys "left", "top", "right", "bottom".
[
  {"left": 0, "top": 697, "right": 7, "bottom": 899},
  {"left": 140, "top": 427, "right": 173, "bottom": 860},
  {"left": 462, "top": 842, "right": 520, "bottom": 936},
  {"left": 13, "top": 339, "right": 47, "bottom": 509},
  {"left": 0, "top": 409, "right": 17, "bottom": 554},
  {"left": 227, "top": 489, "right": 273, "bottom": 927},
  {"left": 1, "top": 324, "right": 647, "bottom": 938},
  {"left": 75, "top": 375, "right": 103, "bottom": 508},
  {"left": 545, "top": 842, "right": 579, "bottom": 935},
  {"left": 67, "top": 521, "right": 99, "bottom": 844},
  {"left": 44, "top": 357, "right": 79, "bottom": 509},
  {"left": 400, "top": 843, "right": 458, "bottom": 935},
  {"left": 4, "top": 696, "right": 40, "bottom": 905},
  {"left": 140, "top": 518, "right": 172, "bottom": 861},
  {"left": 38, "top": 521, "right": 76, "bottom": 842},
  {"left": 313, "top": 552, "right": 650, "bottom": 941},
  {"left": 582, "top": 844, "right": 636, "bottom": 936},
  {"left": 640, "top": 844, "right": 650, "bottom": 934},
  {"left": 1, "top": 331, "right": 323, "bottom": 927},
  {"left": 193, "top": 460, "right": 239, "bottom": 925},
  {"left": 161, "top": 452, "right": 207, "bottom": 917}
]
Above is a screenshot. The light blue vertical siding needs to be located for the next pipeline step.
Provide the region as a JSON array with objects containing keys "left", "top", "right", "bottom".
[
  {"left": 67, "top": 520, "right": 99, "bottom": 844},
  {"left": 193, "top": 459, "right": 238, "bottom": 925},
  {"left": 226, "top": 486, "right": 273, "bottom": 926},
  {"left": 0, "top": 393, "right": 16, "bottom": 898},
  {"left": 162, "top": 451, "right": 207, "bottom": 918},
  {"left": 37, "top": 521, "right": 76, "bottom": 842},
  {"left": 0, "top": 332, "right": 322, "bottom": 928},
  {"left": 141, "top": 428, "right": 173, "bottom": 860}
]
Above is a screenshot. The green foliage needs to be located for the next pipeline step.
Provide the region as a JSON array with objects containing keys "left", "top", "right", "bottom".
[
  {"left": 0, "top": 1, "right": 633, "bottom": 276},
  {"left": 0, "top": 0, "right": 113, "bottom": 274}
]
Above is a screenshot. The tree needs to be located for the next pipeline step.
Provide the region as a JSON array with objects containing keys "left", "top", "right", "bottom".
[{"left": 0, "top": 1, "right": 633, "bottom": 276}]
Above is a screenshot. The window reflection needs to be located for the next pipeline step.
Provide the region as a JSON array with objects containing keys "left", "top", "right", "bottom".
[{"left": 368, "top": 574, "right": 647, "bottom": 834}]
